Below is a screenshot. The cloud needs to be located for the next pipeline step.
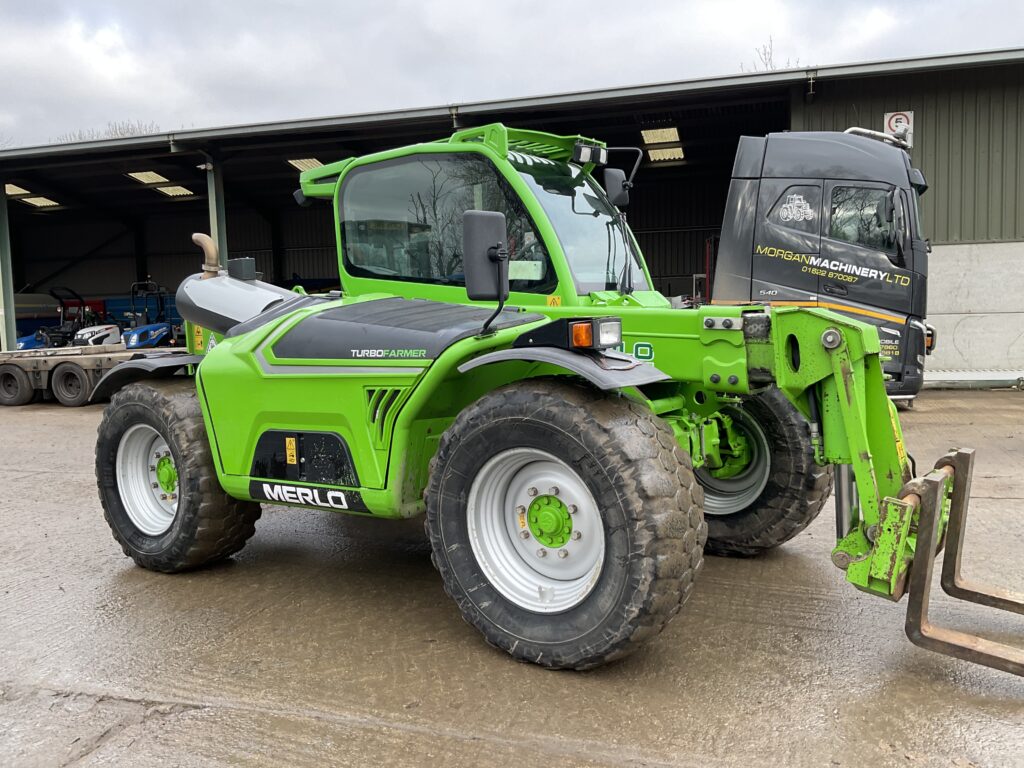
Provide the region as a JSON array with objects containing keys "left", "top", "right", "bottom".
[{"left": 0, "top": 0, "right": 1021, "bottom": 147}]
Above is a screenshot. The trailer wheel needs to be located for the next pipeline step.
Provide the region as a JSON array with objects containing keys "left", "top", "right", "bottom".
[
  {"left": 95, "top": 379, "right": 261, "bottom": 572},
  {"left": 51, "top": 363, "right": 91, "bottom": 407},
  {"left": 700, "top": 387, "right": 833, "bottom": 557},
  {"left": 0, "top": 364, "right": 35, "bottom": 406},
  {"left": 426, "top": 380, "right": 706, "bottom": 670}
]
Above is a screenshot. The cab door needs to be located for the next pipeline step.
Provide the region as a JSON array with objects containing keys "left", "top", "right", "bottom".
[
  {"left": 820, "top": 182, "right": 914, "bottom": 317},
  {"left": 750, "top": 179, "right": 823, "bottom": 302}
]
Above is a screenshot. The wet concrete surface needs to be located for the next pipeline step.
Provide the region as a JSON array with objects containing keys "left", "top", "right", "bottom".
[{"left": 1, "top": 390, "right": 1022, "bottom": 767}]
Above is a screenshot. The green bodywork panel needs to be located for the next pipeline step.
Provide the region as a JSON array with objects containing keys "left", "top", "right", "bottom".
[{"left": 190, "top": 122, "right": 931, "bottom": 602}]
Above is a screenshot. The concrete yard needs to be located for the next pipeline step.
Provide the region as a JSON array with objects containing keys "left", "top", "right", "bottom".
[{"left": 1, "top": 390, "right": 1022, "bottom": 767}]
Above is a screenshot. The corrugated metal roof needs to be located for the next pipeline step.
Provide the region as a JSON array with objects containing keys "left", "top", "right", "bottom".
[{"left": 2, "top": 47, "right": 1022, "bottom": 162}]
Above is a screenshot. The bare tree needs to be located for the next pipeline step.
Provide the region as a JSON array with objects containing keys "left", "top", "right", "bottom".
[
  {"left": 740, "top": 37, "right": 801, "bottom": 72},
  {"left": 51, "top": 119, "right": 161, "bottom": 144}
]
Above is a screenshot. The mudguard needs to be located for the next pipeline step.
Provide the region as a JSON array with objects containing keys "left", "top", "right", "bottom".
[
  {"left": 90, "top": 352, "right": 201, "bottom": 402},
  {"left": 457, "top": 347, "right": 669, "bottom": 390}
]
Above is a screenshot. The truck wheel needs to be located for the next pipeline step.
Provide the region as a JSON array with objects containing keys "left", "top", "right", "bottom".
[
  {"left": 0, "top": 364, "right": 35, "bottom": 406},
  {"left": 95, "top": 379, "right": 261, "bottom": 573},
  {"left": 51, "top": 363, "right": 91, "bottom": 407},
  {"left": 699, "top": 387, "right": 833, "bottom": 557},
  {"left": 426, "top": 380, "right": 706, "bottom": 670}
]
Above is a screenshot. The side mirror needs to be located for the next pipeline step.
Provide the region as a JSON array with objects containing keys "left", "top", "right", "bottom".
[
  {"left": 884, "top": 188, "right": 895, "bottom": 223},
  {"left": 463, "top": 210, "right": 509, "bottom": 302},
  {"left": 603, "top": 167, "right": 630, "bottom": 207}
]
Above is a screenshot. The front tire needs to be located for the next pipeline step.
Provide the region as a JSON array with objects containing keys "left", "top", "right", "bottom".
[
  {"left": 426, "top": 380, "right": 706, "bottom": 670},
  {"left": 700, "top": 387, "right": 833, "bottom": 557},
  {"left": 95, "top": 379, "right": 261, "bottom": 572}
]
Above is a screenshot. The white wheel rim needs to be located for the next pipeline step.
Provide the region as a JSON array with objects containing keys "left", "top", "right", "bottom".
[
  {"left": 696, "top": 407, "right": 772, "bottom": 516},
  {"left": 466, "top": 447, "right": 605, "bottom": 614},
  {"left": 116, "top": 424, "right": 179, "bottom": 536}
]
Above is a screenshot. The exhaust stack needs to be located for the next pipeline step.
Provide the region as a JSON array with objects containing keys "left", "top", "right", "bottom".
[{"left": 176, "top": 232, "right": 300, "bottom": 335}]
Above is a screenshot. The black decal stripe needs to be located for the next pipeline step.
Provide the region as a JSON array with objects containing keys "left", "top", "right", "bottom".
[{"left": 248, "top": 480, "right": 369, "bottom": 512}]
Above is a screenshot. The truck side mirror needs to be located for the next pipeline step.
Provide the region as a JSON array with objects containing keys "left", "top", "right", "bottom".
[
  {"left": 463, "top": 210, "right": 510, "bottom": 302},
  {"left": 603, "top": 167, "right": 630, "bottom": 207},
  {"left": 884, "top": 188, "right": 895, "bottom": 223}
]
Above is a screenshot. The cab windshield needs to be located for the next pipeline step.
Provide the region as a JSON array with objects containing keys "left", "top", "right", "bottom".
[{"left": 511, "top": 153, "right": 648, "bottom": 294}]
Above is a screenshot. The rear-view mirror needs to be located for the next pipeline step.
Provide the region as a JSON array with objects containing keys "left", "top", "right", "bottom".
[
  {"left": 603, "top": 168, "right": 630, "bottom": 207},
  {"left": 463, "top": 210, "right": 509, "bottom": 302}
]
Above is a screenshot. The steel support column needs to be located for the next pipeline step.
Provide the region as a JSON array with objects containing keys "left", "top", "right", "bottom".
[
  {"left": 0, "top": 181, "right": 16, "bottom": 351},
  {"left": 205, "top": 157, "right": 228, "bottom": 267}
]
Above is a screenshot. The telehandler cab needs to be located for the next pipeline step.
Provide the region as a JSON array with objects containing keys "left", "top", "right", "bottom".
[{"left": 93, "top": 125, "right": 1023, "bottom": 674}]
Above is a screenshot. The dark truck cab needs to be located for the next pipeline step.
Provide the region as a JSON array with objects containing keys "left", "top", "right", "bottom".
[{"left": 712, "top": 129, "right": 935, "bottom": 399}]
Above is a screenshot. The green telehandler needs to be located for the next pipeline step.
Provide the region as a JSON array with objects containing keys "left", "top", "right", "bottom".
[{"left": 92, "top": 124, "right": 1023, "bottom": 674}]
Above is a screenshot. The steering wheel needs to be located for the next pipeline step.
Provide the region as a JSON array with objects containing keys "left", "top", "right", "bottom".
[{"left": 512, "top": 239, "right": 545, "bottom": 262}]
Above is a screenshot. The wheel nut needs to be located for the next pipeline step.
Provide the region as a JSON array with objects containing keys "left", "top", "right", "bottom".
[
  {"left": 160, "top": 494, "right": 167, "bottom": 500},
  {"left": 558, "top": 549, "right": 569, "bottom": 559},
  {"left": 519, "top": 530, "right": 530, "bottom": 540},
  {"left": 571, "top": 531, "right": 582, "bottom": 541},
  {"left": 149, "top": 465, "right": 156, "bottom": 471},
  {"left": 151, "top": 482, "right": 159, "bottom": 489},
  {"left": 569, "top": 504, "right": 578, "bottom": 515},
  {"left": 548, "top": 486, "right": 559, "bottom": 496},
  {"left": 527, "top": 487, "right": 538, "bottom": 497},
  {"left": 516, "top": 505, "right": 526, "bottom": 515},
  {"left": 536, "top": 549, "right": 547, "bottom": 558},
  {"left": 154, "top": 452, "right": 162, "bottom": 459},
  {"left": 169, "top": 494, "right": 177, "bottom": 501}
]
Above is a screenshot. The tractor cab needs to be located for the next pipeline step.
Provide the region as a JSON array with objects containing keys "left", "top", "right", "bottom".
[
  {"left": 123, "top": 280, "right": 179, "bottom": 349},
  {"left": 711, "top": 128, "right": 935, "bottom": 399},
  {"left": 296, "top": 128, "right": 666, "bottom": 315}
]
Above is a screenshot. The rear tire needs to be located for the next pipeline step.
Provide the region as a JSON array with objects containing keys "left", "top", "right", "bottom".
[
  {"left": 51, "top": 363, "right": 91, "bottom": 407},
  {"left": 95, "top": 379, "right": 261, "bottom": 572},
  {"left": 0, "top": 365, "right": 35, "bottom": 406},
  {"left": 701, "top": 387, "right": 833, "bottom": 557},
  {"left": 426, "top": 380, "right": 706, "bottom": 670}
]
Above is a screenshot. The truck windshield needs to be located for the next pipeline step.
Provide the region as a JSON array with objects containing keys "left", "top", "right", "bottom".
[{"left": 511, "top": 154, "right": 648, "bottom": 294}]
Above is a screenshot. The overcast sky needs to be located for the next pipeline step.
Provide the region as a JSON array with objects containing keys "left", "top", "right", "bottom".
[{"left": 0, "top": 0, "right": 1021, "bottom": 147}]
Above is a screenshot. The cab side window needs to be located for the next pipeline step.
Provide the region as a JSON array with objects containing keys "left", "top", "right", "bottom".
[
  {"left": 828, "top": 186, "right": 896, "bottom": 252},
  {"left": 339, "top": 154, "right": 555, "bottom": 293}
]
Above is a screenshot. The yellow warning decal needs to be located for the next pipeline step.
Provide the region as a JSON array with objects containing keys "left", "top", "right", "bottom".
[
  {"left": 518, "top": 508, "right": 527, "bottom": 529},
  {"left": 285, "top": 436, "right": 298, "bottom": 465},
  {"left": 546, "top": 295, "right": 562, "bottom": 307},
  {"left": 887, "top": 406, "right": 908, "bottom": 467},
  {"left": 192, "top": 323, "right": 204, "bottom": 351}
]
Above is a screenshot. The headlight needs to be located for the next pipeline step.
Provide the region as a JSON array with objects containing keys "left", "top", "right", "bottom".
[
  {"left": 597, "top": 318, "right": 622, "bottom": 347},
  {"left": 129, "top": 333, "right": 139, "bottom": 345},
  {"left": 569, "top": 318, "right": 621, "bottom": 350}
]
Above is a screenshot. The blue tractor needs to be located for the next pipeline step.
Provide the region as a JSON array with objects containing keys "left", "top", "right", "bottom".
[
  {"left": 122, "top": 281, "right": 180, "bottom": 349},
  {"left": 16, "top": 287, "right": 95, "bottom": 350}
]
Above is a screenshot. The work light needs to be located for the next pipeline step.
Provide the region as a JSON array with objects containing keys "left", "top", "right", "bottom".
[{"left": 569, "top": 318, "right": 621, "bottom": 350}]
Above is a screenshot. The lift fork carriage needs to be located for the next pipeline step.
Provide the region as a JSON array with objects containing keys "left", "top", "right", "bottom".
[
  {"left": 906, "top": 449, "right": 1024, "bottom": 676},
  {"left": 812, "top": 319, "right": 1023, "bottom": 677}
]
